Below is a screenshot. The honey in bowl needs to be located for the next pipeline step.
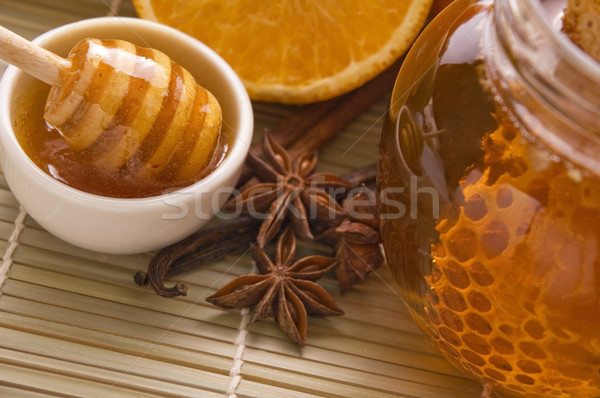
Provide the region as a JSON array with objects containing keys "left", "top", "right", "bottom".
[
  {"left": 378, "top": 0, "right": 600, "bottom": 396},
  {"left": 12, "top": 37, "right": 229, "bottom": 198},
  {"left": 14, "top": 79, "right": 229, "bottom": 198}
]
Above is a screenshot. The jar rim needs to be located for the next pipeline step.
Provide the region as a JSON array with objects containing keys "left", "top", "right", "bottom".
[
  {"left": 491, "top": 0, "right": 600, "bottom": 175},
  {"left": 513, "top": 0, "right": 600, "bottom": 81}
]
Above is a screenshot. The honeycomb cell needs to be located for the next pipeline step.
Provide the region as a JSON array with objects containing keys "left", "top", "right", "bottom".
[
  {"left": 438, "top": 326, "right": 462, "bottom": 346},
  {"left": 466, "top": 290, "right": 492, "bottom": 312},
  {"left": 439, "top": 286, "right": 468, "bottom": 312},
  {"left": 517, "top": 359, "right": 543, "bottom": 374},
  {"left": 518, "top": 341, "right": 548, "bottom": 359},
  {"left": 496, "top": 187, "right": 513, "bottom": 208},
  {"left": 515, "top": 374, "right": 536, "bottom": 385},
  {"left": 490, "top": 337, "right": 514, "bottom": 354},
  {"left": 438, "top": 340, "right": 461, "bottom": 358},
  {"left": 425, "top": 307, "right": 442, "bottom": 326},
  {"left": 426, "top": 263, "right": 442, "bottom": 288},
  {"left": 500, "top": 124, "right": 517, "bottom": 141},
  {"left": 460, "top": 348, "right": 486, "bottom": 366},
  {"left": 446, "top": 228, "right": 478, "bottom": 262},
  {"left": 487, "top": 159, "right": 511, "bottom": 186},
  {"left": 469, "top": 262, "right": 494, "bottom": 286},
  {"left": 526, "top": 178, "right": 550, "bottom": 206},
  {"left": 442, "top": 261, "right": 470, "bottom": 289},
  {"left": 508, "top": 156, "right": 528, "bottom": 178},
  {"left": 480, "top": 220, "right": 510, "bottom": 259},
  {"left": 524, "top": 319, "right": 546, "bottom": 339},
  {"left": 465, "top": 312, "right": 492, "bottom": 334},
  {"left": 464, "top": 193, "right": 487, "bottom": 221},
  {"left": 440, "top": 308, "right": 464, "bottom": 332},
  {"left": 463, "top": 333, "right": 492, "bottom": 355},
  {"left": 498, "top": 324, "right": 513, "bottom": 336},
  {"left": 484, "top": 368, "right": 507, "bottom": 382}
]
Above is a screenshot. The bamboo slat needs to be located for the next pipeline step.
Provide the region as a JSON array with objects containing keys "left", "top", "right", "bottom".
[{"left": 0, "top": 1, "right": 489, "bottom": 397}]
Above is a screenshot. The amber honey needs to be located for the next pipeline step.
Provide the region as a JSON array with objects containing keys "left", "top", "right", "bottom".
[
  {"left": 378, "top": 0, "right": 600, "bottom": 396},
  {"left": 13, "top": 79, "right": 229, "bottom": 198}
]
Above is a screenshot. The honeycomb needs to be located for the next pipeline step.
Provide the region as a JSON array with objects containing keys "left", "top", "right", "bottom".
[{"left": 424, "top": 125, "right": 600, "bottom": 397}]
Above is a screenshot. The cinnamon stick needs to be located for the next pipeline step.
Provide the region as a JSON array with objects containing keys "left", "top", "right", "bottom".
[
  {"left": 267, "top": 98, "right": 346, "bottom": 148},
  {"left": 237, "top": 98, "right": 343, "bottom": 184},
  {"left": 288, "top": 59, "right": 401, "bottom": 157},
  {"left": 237, "top": 59, "right": 400, "bottom": 184}
]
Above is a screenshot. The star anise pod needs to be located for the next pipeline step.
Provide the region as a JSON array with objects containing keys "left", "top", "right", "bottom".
[
  {"left": 318, "top": 190, "right": 384, "bottom": 292},
  {"left": 224, "top": 133, "right": 352, "bottom": 247},
  {"left": 206, "top": 227, "right": 343, "bottom": 346}
]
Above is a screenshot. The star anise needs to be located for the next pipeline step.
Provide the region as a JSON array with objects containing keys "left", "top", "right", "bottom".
[
  {"left": 224, "top": 133, "right": 352, "bottom": 247},
  {"left": 206, "top": 227, "right": 343, "bottom": 346},
  {"left": 318, "top": 190, "right": 384, "bottom": 292}
]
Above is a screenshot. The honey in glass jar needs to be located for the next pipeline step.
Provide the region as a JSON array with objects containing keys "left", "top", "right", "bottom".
[{"left": 378, "top": 0, "right": 600, "bottom": 396}]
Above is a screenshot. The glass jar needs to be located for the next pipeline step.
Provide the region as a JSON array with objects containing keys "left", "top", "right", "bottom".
[{"left": 378, "top": 0, "right": 600, "bottom": 397}]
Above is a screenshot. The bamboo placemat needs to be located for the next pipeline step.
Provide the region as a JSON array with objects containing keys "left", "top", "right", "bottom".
[{"left": 0, "top": 1, "right": 487, "bottom": 397}]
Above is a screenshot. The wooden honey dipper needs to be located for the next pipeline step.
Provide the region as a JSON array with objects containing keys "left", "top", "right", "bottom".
[{"left": 0, "top": 25, "right": 223, "bottom": 182}]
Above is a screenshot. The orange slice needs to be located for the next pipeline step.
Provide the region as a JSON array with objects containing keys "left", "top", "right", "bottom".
[{"left": 132, "top": 0, "right": 433, "bottom": 103}]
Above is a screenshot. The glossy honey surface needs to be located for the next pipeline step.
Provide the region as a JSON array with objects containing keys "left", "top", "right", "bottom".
[{"left": 14, "top": 39, "right": 229, "bottom": 198}]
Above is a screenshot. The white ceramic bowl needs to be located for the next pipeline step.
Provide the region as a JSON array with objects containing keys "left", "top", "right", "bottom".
[{"left": 0, "top": 17, "right": 253, "bottom": 254}]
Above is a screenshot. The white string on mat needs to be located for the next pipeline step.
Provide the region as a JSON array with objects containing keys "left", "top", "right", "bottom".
[
  {"left": 0, "top": 206, "right": 27, "bottom": 295},
  {"left": 226, "top": 306, "right": 251, "bottom": 398}
]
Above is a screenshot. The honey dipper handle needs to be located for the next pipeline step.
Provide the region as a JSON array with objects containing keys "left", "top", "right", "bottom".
[{"left": 0, "top": 25, "right": 70, "bottom": 87}]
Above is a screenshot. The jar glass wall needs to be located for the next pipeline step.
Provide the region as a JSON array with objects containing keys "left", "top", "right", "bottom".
[{"left": 378, "top": 0, "right": 600, "bottom": 397}]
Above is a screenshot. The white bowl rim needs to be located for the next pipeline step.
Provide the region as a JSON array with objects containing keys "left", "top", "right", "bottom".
[{"left": 0, "top": 17, "right": 253, "bottom": 211}]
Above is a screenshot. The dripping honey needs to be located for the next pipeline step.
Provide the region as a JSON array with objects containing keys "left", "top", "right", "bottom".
[{"left": 13, "top": 80, "right": 229, "bottom": 198}]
